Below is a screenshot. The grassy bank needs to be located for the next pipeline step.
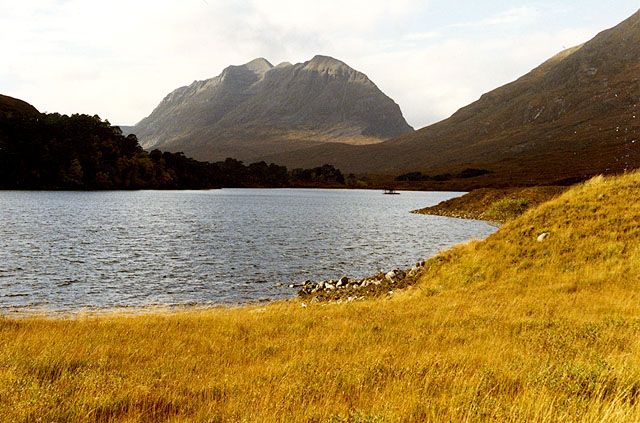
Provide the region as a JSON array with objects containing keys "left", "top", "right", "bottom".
[
  {"left": 1, "top": 172, "right": 639, "bottom": 422},
  {"left": 413, "top": 186, "right": 567, "bottom": 223}
]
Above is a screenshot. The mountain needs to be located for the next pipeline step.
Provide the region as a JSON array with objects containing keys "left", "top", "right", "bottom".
[
  {"left": 266, "top": 10, "right": 640, "bottom": 187},
  {"left": 130, "top": 56, "right": 414, "bottom": 162},
  {"left": 0, "top": 94, "right": 39, "bottom": 119}
]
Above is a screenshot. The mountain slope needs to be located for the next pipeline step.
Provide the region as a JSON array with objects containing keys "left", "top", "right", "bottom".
[
  {"left": 0, "top": 94, "right": 39, "bottom": 119},
  {"left": 131, "top": 56, "right": 414, "bottom": 162},
  {"left": 268, "top": 10, "right": 640, "bottom": 186}
]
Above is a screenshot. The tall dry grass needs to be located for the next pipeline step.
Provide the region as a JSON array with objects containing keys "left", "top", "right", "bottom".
[{"left": 1, "top": 172, "right": 639, "bottom": 422}]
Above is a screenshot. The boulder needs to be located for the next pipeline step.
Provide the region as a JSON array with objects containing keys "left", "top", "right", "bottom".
[{"left": 537, "top": 232, "right": 551, "bottom": 242}]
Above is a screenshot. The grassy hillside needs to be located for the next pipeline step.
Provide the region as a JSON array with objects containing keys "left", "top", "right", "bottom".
[
  {"left": 1, "top": 172, "right": 639, "bottom": 422},
  {"left": 413, "top": 186, "right": 567, "bottom": 223}
]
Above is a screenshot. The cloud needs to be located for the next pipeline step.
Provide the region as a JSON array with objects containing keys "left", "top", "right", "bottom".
[
  {"left": 1, "top": 1, "right": 256, "bottom": 119},
  {"left": 403, "top": 31, "right": 441, "bottom": 42},
  {"left": 247, "top": 0, "right": 423, "bottom": 32},
  {"left": 0, "top": 0, "right": 633, "bottom": 130},
  {"left": 359, "top": 28, "right": 595, "bottom": 128},
  {"left": 449, "top": 6, "right": 541, "bottom": 28},
  {"left": 1, "top": 0, "right": 430, "bottom": 123}
]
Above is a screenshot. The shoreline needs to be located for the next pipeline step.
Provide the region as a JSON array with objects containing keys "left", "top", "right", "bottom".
[
  {"left": 0, "top": 254, "right": 444, "bottom": 319},
  {"left": 0, "top": 300, "right": 280, "bottom": 320}
]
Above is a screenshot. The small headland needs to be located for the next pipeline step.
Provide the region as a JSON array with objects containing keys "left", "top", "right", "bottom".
[{"left": 413, "top": 185, "right": 567, "bottom": 223}]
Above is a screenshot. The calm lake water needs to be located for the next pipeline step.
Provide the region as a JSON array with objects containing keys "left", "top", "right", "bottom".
[{"left": 0, "top": 189, "right": 496, "bottom": 312}]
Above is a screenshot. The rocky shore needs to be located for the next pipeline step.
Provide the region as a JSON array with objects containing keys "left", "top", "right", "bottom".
[{"left": 294, "top": 260, "right": 429, "bottom": 302}]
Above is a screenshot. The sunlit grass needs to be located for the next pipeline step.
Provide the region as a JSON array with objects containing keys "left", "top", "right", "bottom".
[{"left": 1, "top": 171, "right": 639, "bottom": 422}]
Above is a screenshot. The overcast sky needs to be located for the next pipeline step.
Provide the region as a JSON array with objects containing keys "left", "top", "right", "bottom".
[{"left": 1, "top": 1, "right": 638, "bottom": 129}]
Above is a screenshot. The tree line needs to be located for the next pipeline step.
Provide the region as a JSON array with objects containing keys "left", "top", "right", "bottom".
[
  {"left": 395, "top": 168, "right": 492, "bottom": 182},
  {"left": 0, "top": 112, "right": 345, "bottom": 190}
]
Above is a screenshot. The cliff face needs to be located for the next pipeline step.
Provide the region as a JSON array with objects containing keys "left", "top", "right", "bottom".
[{"left": 131, "top": 56, "right": 413, "bottom": 162}]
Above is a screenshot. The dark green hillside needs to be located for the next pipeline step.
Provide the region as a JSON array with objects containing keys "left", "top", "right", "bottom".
[
  {"left": 0, "top": 110, "right": 219, "bottom": 190},
  {"left": 0, "top": 94, "right": 345, "bottom": 190}
]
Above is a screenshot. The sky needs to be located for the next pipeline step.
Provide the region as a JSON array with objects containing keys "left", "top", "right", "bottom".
[{"left": 1, "top": 1, "right": 639, "bottom": 129}]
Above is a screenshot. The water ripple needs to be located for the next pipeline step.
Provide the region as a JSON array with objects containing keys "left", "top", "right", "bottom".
[{"left": 0, "top": 189, "right": 496, "bottom": 312}]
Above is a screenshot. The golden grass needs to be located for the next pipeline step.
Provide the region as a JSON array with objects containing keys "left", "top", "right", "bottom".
[{"left": 1, "top": 172, "right": 639, "bottom": 422}]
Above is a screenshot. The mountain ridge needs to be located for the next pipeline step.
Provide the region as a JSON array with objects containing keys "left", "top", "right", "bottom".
[{"left": 131, "top": 55, "right": 414, "bottom": 162}]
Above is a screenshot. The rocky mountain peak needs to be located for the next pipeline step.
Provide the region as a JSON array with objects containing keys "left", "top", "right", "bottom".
[
  {"left": 131, "top": 55, "right": 413, "bottom": 162},
  {"left": 243, "top": 58, "right": 274, "bottom": 75},
  {"left": 304, "top": 55, "right": 352, "bottom": 74},
  {"left": 218, "top": 58, "right": 274, "bottom": 84}
]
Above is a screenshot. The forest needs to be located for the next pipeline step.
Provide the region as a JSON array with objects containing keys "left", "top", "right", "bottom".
[{"left": 0, "top": 112, "right": 345, "bottom": 190}]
